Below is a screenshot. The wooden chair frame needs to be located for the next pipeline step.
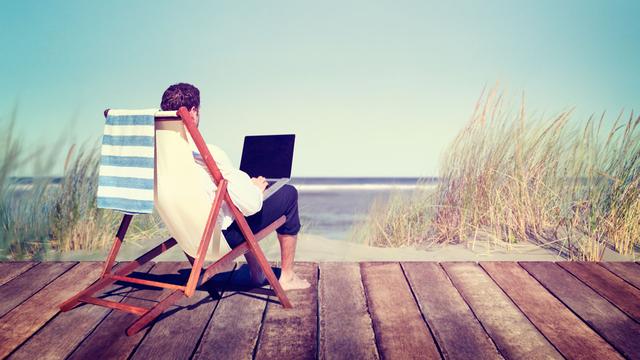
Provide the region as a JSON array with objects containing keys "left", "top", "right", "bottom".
[{"left": 59, "top": 106, "right": 292, "bottom": 336}]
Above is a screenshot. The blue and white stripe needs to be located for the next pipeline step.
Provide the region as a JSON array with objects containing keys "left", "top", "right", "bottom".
[
  {"left": 193, "top": 151, "right": 204, "bottom": 165},
  {"left": 97, "top": 109, "right": 156, "bottom": 214}
]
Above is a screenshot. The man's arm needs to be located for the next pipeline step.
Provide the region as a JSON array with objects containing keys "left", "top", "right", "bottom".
[{"left": 207, "top": 144, "right": 263, "bottom": 216}]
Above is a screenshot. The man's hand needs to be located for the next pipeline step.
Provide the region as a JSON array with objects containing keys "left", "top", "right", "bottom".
[{"left": 251, "top": 176, "right": 268, "bottom": 193}]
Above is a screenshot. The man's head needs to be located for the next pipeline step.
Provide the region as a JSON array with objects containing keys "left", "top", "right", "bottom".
[{"left": 160, "top": 83, "right": 200, "bottom": 125}]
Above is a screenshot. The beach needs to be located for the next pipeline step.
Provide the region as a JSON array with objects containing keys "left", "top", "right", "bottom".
[
  {"left": 46, "top": 230, "right": 571, "bottom": 263},
  {"left": 40, "top": 176, "right": 637, "bottom": 262}
]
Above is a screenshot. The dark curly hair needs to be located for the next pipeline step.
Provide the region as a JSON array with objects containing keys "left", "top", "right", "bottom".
[{"left": 160, "top": 83, "right": 200, "bottom": 111}]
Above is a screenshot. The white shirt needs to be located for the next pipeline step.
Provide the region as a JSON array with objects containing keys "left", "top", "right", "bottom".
[{"left": 189, "top": 139, "right": 264, "bottom": 230}]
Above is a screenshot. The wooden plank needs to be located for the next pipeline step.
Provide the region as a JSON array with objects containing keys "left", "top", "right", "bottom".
[
  {"left": 193, "top": 263, "right": 270, "bottom": 360},
  {"left": 599, "top": 262, "right": 640, "bottom": 290},
  {"left": 441, "top": 262, "right": 562, "bottom": 360},
  {"left": 402, "top": 262, "right": 501, "bottom": 360},
  {"left": 558, "top": 262, "right": 640, "bottom": 321},
  {"left": 7, "top": 262, "right": 155, "bottom": 360},
  {"left": 0, "top": 262, "right": 76, "bottom": 318},
  {"left": 360, "top": 262, "right": 440, "bottom": 359},
  {"left": 0, "top": 262, "right": 102, "bottom": 359},
  {"left": 0, "top": 262, "right": 38, "bottom": 287},
  {"left": 67, "top": 262, "right": 183, "bottom": 360},
  {"left": 254, "top": 262, "right": 319, "bottom": 360},
  {"left": 318, "top": 262, "right": 378, "bottom": 360},
  {"left": 521, "top": 262, "right": 640, "bottom": 359},
  {"left": 130, "top": 262, "right": 236, "bottom": 360},
  {"left": 480, "top": 262, "right": 622, "bottom": 359}
]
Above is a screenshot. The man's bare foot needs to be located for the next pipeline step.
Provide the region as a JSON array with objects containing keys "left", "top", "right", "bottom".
[{"left": 279, "top": 272, "right": 311, "bottom": 290}]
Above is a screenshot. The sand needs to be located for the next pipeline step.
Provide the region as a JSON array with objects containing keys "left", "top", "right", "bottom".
[{"left": 46, "top": 233, "right": 580, "bottom": 263}]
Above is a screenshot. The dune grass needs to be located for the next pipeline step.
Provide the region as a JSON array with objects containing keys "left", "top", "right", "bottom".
[
  {"left": 0, "top": 111, "right": 166, "bottom": 260},
  {"left": 350, "top": 183, "right": 435, "bottom": 248},
  {"left": 355, "top": 89, "right": 639, "bottom": 260}
]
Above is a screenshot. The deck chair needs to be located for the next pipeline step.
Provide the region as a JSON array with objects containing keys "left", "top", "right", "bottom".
[{"left": 59, "top": 106, "right": 292, "bottom": 336}]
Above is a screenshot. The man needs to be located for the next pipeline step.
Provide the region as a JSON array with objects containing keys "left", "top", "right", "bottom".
[{"left": 160, "top": 83, "right": 310, "bottom": 290}]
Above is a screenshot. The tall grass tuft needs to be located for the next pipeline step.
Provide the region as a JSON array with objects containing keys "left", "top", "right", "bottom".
[
  {"left": 434, "top": 89, "right": 639, "bottom": 260},
  {"left": 0, "top": 110, "right": 166, "bottom": 260},
  {"left": 355, "top": 89, "right": 639, "bottom": 260},
  {"left": 49, "top": 143, "right": 167, "bottom": 253},
  {"left": 351, "top": 186, "right": 434, "bottom": 248},
  {"left": 0, "top": 108, "right": 58, "bottom": 259}
]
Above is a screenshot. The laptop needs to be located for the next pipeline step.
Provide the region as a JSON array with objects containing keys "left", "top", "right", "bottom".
[{"left": 239, "top": 134, "right": 295, "bottom": 200}]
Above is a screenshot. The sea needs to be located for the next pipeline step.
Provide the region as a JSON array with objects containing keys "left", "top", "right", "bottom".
[
  {"left": 291, "top": 177, "right": 436, "bottom": 240},
  {"left": 10, "top": 177, "right": 438, "bottom": 241}
]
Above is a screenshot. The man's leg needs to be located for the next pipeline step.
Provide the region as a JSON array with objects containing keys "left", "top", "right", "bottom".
[
  {"left": 222, "top": 185, "right": 309, "bottom": 290},
  {"left": 243, "top": 234, "right": 309, "bottom": 290},
  {"left": 276, "top": 234, "right": 309, "bottom": 290}
]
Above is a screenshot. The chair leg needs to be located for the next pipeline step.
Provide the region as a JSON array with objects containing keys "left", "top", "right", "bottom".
[
  {"left": 228, "top": 208, "right": 292, "bottom": 308},
  {"left": 199, "top": 216, "right": 286, "bottom": 285},
  {"left": 201, "top": 238, "right": 292, "bottom": 309},
  {"left": 60, "top": 276, "right": 120, "bottom": 312},
  {"left": 60, "top": 237, "right": 178, "bottom": 312},
  {"left": 61, "top": 214, "right": 132, "bottom": 312},
  {"left": 126, "top": 290, "right": 185, "bottom": 336},
  {"left": 249, "top": 243, "right": 293, "bottom": 308},
  {"left": 101, "top": 214, "right": 133, "bottom": 278},
  {"left": 184, "top": 180, "right": 228, "bottom": 297}
]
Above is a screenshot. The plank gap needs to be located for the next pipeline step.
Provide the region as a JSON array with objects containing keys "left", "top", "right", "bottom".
[
  {"left": 400, "top": 262, "right": 444, "bottom": 359},
  {"left": 315, "top": 264, "right": 320, "bottom": 360},
  {"left": 360, "top": 263, "right": 383, "bottom": 360},
  {"left": 519, "top": 261, "right": 640, "bottom": 358},
  {"left": 437, "top": 262, "right": 505, "bottom": 359},
  {"left": 476, "top": 262, "right": 566, "bottom": 358}
]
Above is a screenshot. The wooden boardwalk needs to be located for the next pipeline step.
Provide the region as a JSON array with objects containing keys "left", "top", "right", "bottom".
[{"left": 0, "top": 261, "right": 638, "bottom": 359}]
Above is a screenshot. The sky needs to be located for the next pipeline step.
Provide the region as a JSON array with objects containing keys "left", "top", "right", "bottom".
[{"left": 1, "top": 0, "right": 639, "bottom": 177}]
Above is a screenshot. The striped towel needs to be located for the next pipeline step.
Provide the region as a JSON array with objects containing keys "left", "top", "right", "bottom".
[
  {"left": 96, "top": 109, "right": 156, "bottom": 214},
  {"left": 192, "top": 150, "right": 205, "bottom": 166}
]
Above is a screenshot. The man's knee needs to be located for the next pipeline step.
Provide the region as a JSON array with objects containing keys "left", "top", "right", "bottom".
[
  {"left": 280, "top": 184, "right": 298, "bottom": 203},
  {"left": 276, "top": 185, "right": 300, "bottom": 235}
]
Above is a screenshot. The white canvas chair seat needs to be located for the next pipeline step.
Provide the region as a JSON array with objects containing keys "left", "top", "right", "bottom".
[{"left": 154, "top": 120, "right": 231, "bottom": 260}]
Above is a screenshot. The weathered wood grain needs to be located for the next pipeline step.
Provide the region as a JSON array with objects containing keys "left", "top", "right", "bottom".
[
  {"left": 2, "top": 260, "right": 640, "bottom": 360},
  {"left": 8, "top": 262, "right": 154, "bottom": 360},
  {"left": 255, "top": 262, "right": 318, "bottom": 360},
  {"left": 599, "top": 262, "right": 640, "bottom": 289},
  {"left": 361, "top": 262, "right": 440, "bottom": 360},
  {"left": 402, "top": 262, "right": 502, "bottom": 360},
  {"left": 319, "top": 262, "right": 378, "bottom": 360},
  {"left": 67, "top": 262, "right": 183, "bottom": 360},
  {"left": 442, "top": 262, "right": 562, "bottom": 360},
  {"left": 0, "top": 262, "right": 102, "bottom": 359},
  {"left": 0, "top": 262, "right": 37, "bottom": 287},
  {"left": 481, "top": 262, "right": 622, "bottom": 360},
  {"left": 0, "top": 262, "right": 76, "bottom": 318},
  {"left": 521, "top": 262, "right": 640, "bottom": 359},
  {"left": 558, "top": 261, "right": 640, "bottom": 321},
  {"left": 130, "top": 262, "right": 236, "bottom": 360},
  {"left": 193, "top": 263, "right": 270, "bottom": 360}
]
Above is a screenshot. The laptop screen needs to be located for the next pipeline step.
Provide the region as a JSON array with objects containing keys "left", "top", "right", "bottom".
[{"left": 239, "top": 134, "right": 295, "bottom": 179}]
